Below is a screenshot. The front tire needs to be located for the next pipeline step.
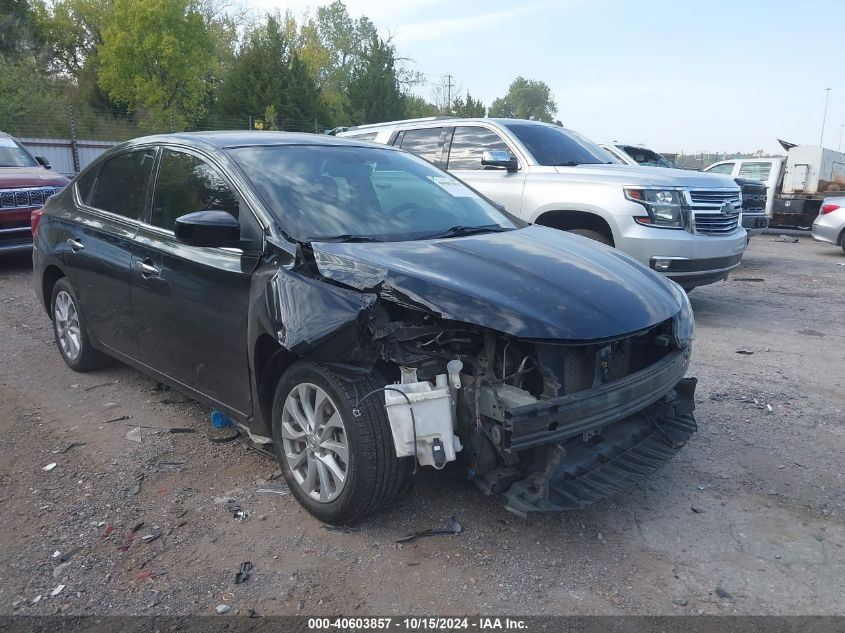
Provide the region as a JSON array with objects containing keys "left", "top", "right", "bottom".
[
  {"left": 50, "top": 278, "right": 110, "bottom": 372},
  {"left": 271, "top": 361, "right": 411, "bottom": 524}
]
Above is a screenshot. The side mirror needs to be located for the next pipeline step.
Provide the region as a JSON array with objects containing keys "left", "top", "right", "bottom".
[
  {"left": 481, "top": 150, "right": 518, "bottom": 172},
  {"left": 174, "top": 210, "right": 241, "bottom": 248},
  {"left": 35, "top": 155, "right": 51, "bottom": 169}
]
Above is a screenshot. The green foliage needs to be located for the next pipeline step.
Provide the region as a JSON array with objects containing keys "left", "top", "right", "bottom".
[
  {"left": 346, "top": 35, "right": 405, "bottom": 125},
  {"left": 450, "top": 91, "right": 486, "bottom": 118},
  {"left": 404, "top": 95, "right": 438, "bottom": 119},
  {"left": 98, "top": 0, "right": 217, "bottom": 128},
  {"left": 489, "top": 77, "right": 557, "bottom": 122},
  {"left": 213, "top": 12, "right": 323, "bottom": 131},
  {"left": 3, "top": 0, "right": 566, "bottom": 139},
  {"left": 0, "top": 0, "right": 46, "bottom": 60}
]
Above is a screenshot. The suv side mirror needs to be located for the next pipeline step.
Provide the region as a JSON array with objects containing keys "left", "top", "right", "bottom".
[
  {"left": 174, "top": 210, "right": 241, "bottom": 248},
  {"left": 481, "top": 150, "right": 518, "bottom": 172},
  {"left": 35, "top": 155, "right": 52, "bottom": 169}
]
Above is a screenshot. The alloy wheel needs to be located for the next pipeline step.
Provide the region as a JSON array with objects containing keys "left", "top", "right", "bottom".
[
  {"left": 281, "top": 383, "right": 349, "bottom": 503},
  {"left": 54, "top": 290, "right": 81, "bottom": 361}
]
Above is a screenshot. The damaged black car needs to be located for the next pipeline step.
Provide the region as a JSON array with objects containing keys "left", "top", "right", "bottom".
[{"left": 33, "top": 132, "right": 697, "bottom": 524}]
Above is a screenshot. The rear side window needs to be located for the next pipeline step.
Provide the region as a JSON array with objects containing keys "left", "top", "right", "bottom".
[
  {"left": 90, "top": 149, "right": 156, "bottom": 219},
  {"left": 706, "top": 162, "right": 735, "bottom": 175},
  {"left": 398, "top": 128, "right": 443, "bottom": 163},
  {"left": 737, "top": 162, "right": 772, "bottom": 181},
  {"left": 447, "top": 126, "right": 512, "bottom": 170},
  {"left": 75, "top": 163, "right": 101, "bottom": 206},
  {"left": 151, "top": 148, "right": 240, "bottom": 231}
]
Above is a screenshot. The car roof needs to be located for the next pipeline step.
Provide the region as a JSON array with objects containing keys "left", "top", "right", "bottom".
[
  {"left": 345, "top": 117, "right": 560, "bottom": 131},
  {"left": 124, "top": 130, "right": 394, "bottom": 150}
]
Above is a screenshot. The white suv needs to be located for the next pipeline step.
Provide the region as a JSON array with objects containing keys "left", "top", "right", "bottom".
[{"left": 340, "top": 118, "right": 747, "bottom": 290}]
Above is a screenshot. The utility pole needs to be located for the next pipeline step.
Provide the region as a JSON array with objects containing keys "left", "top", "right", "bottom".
[
  {"left": 445, "top": 74, "right": 453, "bottom": 113},
  {"left": 819, "top": 87, "right": 831, "bottom": 147}
]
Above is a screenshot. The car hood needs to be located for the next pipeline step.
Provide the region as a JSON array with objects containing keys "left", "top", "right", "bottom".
[
  {"left": 554, "top": 163, "right": 738, "bottom": 189},
  {"left": 0, "top": 166, "right": 69, "bottom": 189},
  {"left": 310, "top": 225, "right": 681, "bottom": 341}
]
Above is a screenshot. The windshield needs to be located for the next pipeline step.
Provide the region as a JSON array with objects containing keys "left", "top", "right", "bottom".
[
  {"left": 502, "top": 122, "right": 613, "bottom": 166},
  {"left": 229, "top": 144, "right": 519, "bottom": 242},
  {"left": 618, "top": 145, "right": 678, "bottom": 169},
  {"left": 0, "top": 137, "right": 38, "bottom": 168}
]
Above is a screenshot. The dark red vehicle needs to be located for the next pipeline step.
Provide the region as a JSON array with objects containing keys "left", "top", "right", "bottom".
[{"left": 0, "top": 132, "right": 69, "bottom": 255}]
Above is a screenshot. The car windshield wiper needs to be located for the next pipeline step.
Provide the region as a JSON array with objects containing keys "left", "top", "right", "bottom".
[
  {"left": 423, "top": 224, "right": 511, "bottom": 240},
  {"left": 309, "top": 234, "right": 383, "bottom": 243}
]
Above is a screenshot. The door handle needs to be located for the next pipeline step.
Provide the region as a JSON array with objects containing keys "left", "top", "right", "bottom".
[
  {"left": 67, "top": 238, "right": 84, "bottom": 251},
  {"left": 135, "top": 259, "right": 160, "bottom": 277}
]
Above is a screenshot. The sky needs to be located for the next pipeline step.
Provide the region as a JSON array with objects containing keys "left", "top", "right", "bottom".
[{"left": 249, "top": 0, "right": 845, "bottom": 155}]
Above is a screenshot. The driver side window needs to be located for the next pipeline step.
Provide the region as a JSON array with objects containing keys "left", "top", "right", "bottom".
[
  {"left": 447, "top": 126, "right": 512, "bottom": 170},
  {"left": 151, "top": 148, "right": 240, "bottom": 231}
]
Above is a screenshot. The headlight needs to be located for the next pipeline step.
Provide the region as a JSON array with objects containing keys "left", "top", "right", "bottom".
[
  {"left": 625, "top": 188, "right": 691, "bottom": 230},
  {"left": 670, "top": 281, "right": 695, "bottom": 349}
]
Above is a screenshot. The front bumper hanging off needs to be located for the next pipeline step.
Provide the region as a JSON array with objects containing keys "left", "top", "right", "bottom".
[{"left": 502, "top": 377, "right": 698, "bottom": 517}]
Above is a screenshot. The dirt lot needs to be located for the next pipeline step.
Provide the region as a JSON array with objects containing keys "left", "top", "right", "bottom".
[{"left": 0, "top": 234, "right": 843, "bottom": 616}]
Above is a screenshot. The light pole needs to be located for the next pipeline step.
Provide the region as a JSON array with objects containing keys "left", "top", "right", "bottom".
[{"left": 819, "top": 87, "right": 831, "bottom": 147}]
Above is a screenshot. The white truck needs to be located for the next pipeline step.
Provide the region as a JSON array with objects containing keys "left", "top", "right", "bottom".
[{"left": 705, "top": 141, "right": 845, "bottom": 227}]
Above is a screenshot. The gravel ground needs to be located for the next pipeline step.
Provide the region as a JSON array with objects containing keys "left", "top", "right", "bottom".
[{"left": 0, "top": 234, "right": 843, "bottom": 616}]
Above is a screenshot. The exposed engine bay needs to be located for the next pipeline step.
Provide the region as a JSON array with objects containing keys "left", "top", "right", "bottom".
[{"left": 365, "top": 305, "right": 696, "bottom": 516}]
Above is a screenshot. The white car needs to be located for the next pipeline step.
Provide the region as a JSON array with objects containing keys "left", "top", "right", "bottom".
[
  {"left": 341, "top": 118, "right": 747, "bottom": 290},
  {"left": 811, "top": 196, "right": 845, "bottom": 254}
]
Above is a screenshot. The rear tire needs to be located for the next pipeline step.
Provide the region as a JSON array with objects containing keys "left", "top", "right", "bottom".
[
  {"left": 271, "top": 361, "right": 411, "bottom": 524},
  {"left": 566, "top": 228, "right": 613, "bottom": 246},
  {"left": 50, "top": 278, "right": 111, "bottom": 372}
]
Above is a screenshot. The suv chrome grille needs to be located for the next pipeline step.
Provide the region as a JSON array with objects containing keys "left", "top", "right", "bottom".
[
  {"left": 688, "top": 189, "right": 741, "bottom": 234},
  {"left": 0, "top": 186, "right": 59, "bottom": 210}
]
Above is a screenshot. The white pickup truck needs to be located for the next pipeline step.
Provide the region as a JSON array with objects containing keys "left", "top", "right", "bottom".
[
  {"left": 705, "top": 142, "right": 845, "bottom": 227},
  {"left": 341, "top": 118, "right": 747, "bottom": 290}
]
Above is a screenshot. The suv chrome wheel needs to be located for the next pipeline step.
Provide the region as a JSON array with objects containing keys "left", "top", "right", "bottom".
[
  {"left": 54, "top": 290, "right": 81, "bottom": 361},
  {"left": 281, "top": 383, "right": 349, "bottom": 503}
]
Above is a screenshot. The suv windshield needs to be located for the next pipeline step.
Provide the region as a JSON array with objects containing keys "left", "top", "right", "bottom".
[
  {"left": 618, "top": 145, "right": 678, "bottom": 169},
  {"left": 0, "top": 136, "right": 38, "bottom": 168},
  {"left": 502, "top": 122, "right": 612, "bottom": 166},
  {"left": 229, "top": 144, "right": 518, "bottom": 242}
]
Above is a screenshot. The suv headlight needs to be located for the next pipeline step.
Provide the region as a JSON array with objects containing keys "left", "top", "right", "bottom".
[
  {"left": 625, "top": 188, "right": 692, "bottom": 231},
  {"left": 670, "top": 281, "right": 695, "bottom": 349}
]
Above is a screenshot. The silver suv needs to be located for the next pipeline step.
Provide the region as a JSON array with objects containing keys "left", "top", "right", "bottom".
[{"left": 340, "top": 118, "right": 747, "bottom": 290}]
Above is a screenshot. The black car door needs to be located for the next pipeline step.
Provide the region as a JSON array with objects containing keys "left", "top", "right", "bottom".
[
  {"left": 130, "top": 145, "right": 257, "bottom": 416},
  {"left": 62, "top": 147, "right": 156, "bottom": 358}
]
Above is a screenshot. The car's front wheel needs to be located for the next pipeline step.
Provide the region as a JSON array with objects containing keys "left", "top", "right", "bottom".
[
  {"left": 51, "top": 278, "right": 110, "bottom": 372},
  {"left": 271, "top": 361, "right": 411, "bottom": 524}
]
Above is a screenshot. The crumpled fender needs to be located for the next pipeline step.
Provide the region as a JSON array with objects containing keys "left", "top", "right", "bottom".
[{"left": 264, "top": 269, "right": 377, "bottom": 354}]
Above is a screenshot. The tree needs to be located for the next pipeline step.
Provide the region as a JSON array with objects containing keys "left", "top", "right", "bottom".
[
  {"left": 346, "top": 34, "right": 404, "bottom": 125},
  {"left": 489, "top": 77, "right": 557, "bottom": 122},
  {"left": 1, "top": 0, "right": 46, "bottom": 61},
  {"left": 214, "top": 13, "right": 323, "bottom": 131},
  {"left": 404, "top": 95, "right": 437, "bottom": 119},
  {"left": 98, "top": 0, "right": 217, "bottom": 129},
  {"left": 451, "top": 91, "right": 485, "bottom": 118}
]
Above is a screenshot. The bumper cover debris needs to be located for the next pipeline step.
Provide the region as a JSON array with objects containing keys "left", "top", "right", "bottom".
[{"left": 503, "top": 377, "right": 697, "bottom": 517}]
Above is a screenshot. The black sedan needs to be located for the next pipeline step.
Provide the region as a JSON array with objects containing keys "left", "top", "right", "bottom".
[{"left": 33, "top": 132, "right": 697, "bottom": 523}]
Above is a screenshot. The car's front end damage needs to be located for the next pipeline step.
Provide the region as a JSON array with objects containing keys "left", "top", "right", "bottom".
[{"left": 256, "top": 224, "right": 697, "bottom": 516}]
